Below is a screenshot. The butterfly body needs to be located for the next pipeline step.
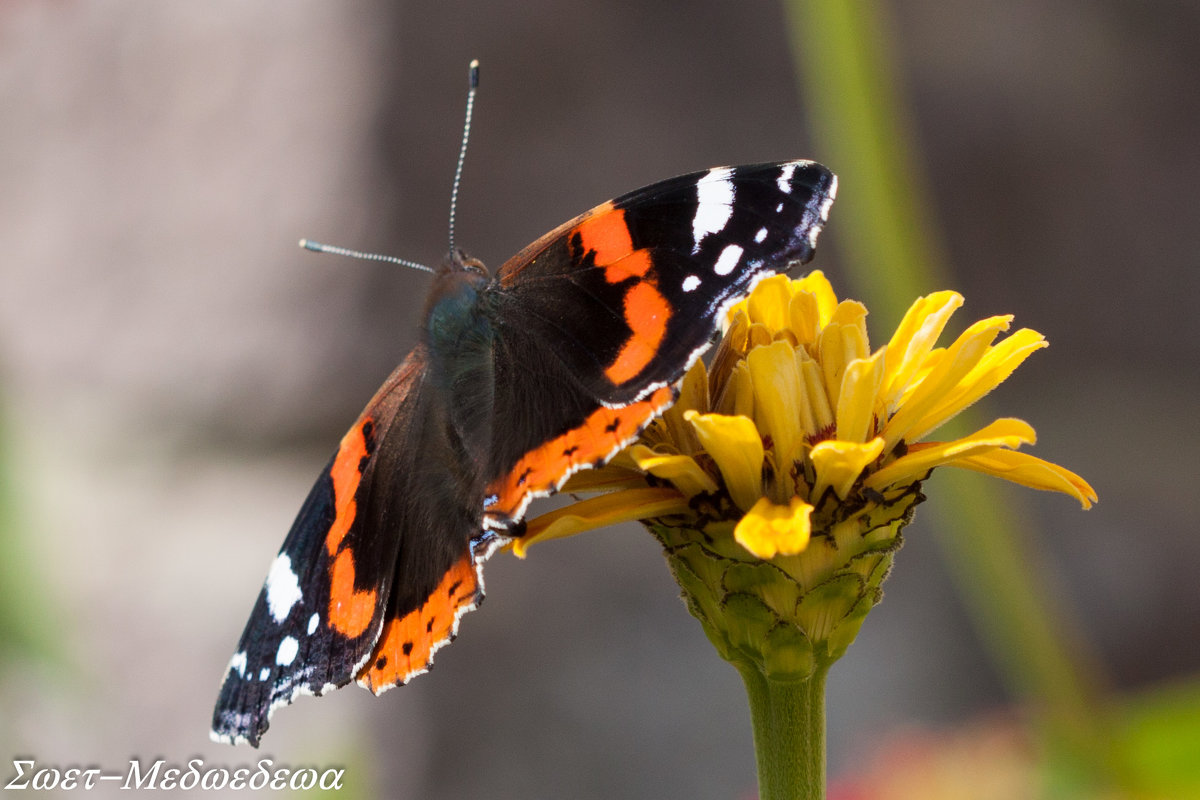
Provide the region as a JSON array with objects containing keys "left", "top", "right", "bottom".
[{"left": 213, "top": 161, "right": 836, "bottom": 746}]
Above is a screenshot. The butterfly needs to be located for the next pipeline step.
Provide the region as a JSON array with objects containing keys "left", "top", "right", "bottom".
[{"left": 210, "top": 71, "right": 836, "bottom": 750}]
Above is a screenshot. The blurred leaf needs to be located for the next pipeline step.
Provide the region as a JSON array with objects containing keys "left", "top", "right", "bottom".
[{"left": 1115, "top": 679, "right": 1200, "bottom": 798}]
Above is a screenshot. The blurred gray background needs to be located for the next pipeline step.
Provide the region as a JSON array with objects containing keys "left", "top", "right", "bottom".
[{"left": 1, "top": 1, "right": 1197, "bottom": 798}]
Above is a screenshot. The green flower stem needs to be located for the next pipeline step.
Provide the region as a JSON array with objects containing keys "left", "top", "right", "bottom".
[{"left": 738, "top": 661, "right": 829, "bottom": 800}]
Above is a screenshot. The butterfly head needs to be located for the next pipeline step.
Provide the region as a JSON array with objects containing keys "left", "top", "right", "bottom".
[{"left": 443, "top": 248, "right": 489, "bottom": 278}]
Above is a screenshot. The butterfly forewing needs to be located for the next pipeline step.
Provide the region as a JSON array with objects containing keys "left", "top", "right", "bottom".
[
  {"left": 480, "top": 161, "right": 835, "bottom": 525},
  {"left": 494, "top": 161, "right": 836, "bottom": 406}
]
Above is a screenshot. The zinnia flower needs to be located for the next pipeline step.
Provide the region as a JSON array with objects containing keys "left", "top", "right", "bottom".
[{"left": 515, "top": 271, "right": 1095, "bottom": 675}]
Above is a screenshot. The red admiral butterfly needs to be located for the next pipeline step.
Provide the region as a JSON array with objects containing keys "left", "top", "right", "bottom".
[{"left": 212, "top": 64, "right": 836, "bottom": 746}]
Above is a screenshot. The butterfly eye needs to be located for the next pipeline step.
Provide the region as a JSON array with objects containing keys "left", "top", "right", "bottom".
[{"left": 459, "top": 255, "right": 489, "bottom": 276}]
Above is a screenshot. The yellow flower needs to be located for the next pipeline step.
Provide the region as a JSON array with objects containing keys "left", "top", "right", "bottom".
[
  {"left": 521, "top": 273, "right": 1093, "bottom": 548},
  {"left": 515, "top": 273, "right": 1095, "bottom": 675}
]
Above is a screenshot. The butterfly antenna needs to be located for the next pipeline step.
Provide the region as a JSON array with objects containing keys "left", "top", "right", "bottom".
[
  {"left": 297, "top": 239, "right": 435, "bottom": 274},
  {"left": 447, "top": 59, "right": 480, "bottom": 255},
  {"left": 299, "top": 61, "right": 480, "bottom": 274}
]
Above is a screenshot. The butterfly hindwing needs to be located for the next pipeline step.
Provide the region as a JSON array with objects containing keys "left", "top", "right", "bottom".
[
  {"left": 351, "top": 341, "right": 497, "bottom": 695},
  {"left": 212, "top": 348, "right": 493, "bottom": 745}
]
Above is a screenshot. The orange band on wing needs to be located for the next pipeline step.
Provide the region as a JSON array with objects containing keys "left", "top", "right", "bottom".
[
  {"left": 600, "top": 250, "right": 654, "bottom": 284},
  {"left": 574, "top": 206, "right": 653, "bottom": 284},
  {"left": 575, "top": 207, "right": 669, "bottom": 383},
  {"left": 574, "top": 204, "right": 630, "bottom": 263},
  {"left": 604, "top": 281, "right": 671, "bottom": 384},
  {"left": 327, "top": 549, "right": 377, "bottom": 638},
  {"left": 487, "top": 385, "right": 675, "bottom": 518},
  {"left": 325, "top": 419, "right": 372, "bottom": 555},
  {"left": 356, "top": 554, "right": 479, "bottom": 693}
]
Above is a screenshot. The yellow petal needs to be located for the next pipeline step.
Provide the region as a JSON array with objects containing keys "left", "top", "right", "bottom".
[
  {"left": 904, "top": 328, "right": 1047, "bottom": 442},
  {"left": 828, "top": 297, "right": 870, "bottom": 329},
  {"left": 947, "top": 449, "right": 1097, "bottom": 509},
  {"left": 789, "top": 289, "right": 820, "bottom": 344},
  {"left": 514, "top": 487, "right": 689, "bottom": 557},
  {"left": 896, "top": 347, "right": 945, "bottom": 407},
  {"left": 734, "top": 496, "right": 814, "bottom": 559},
  {"left": 657, "top": 359, "right": 708, "bottom": 454},
  {"left": 558, "top": 463, "right": 651, "bottom": 494},
  {"left": 818, "top": 300, "right": 870, "bottom": 411},
  {"left": 626, "top": 444, "right": 719, "bottom": 497},
  {"left": 717, "top": 308, "right": 749, "bottom": 353},
  {"left": 792, "top": 270, "right": 839, "bottom": 328},
  {"left": 746, "top": 273, "right": 794, "bottom": 330},
  {"left": 730, "top": 360, "right": 756, "bottom": 418},
  {"left": 810, "top": 437, "right": 886, "bottom": 500},
  {"left": 747, "top": 340, "right": 806, "bottom": 467},
  {"left": 710, "top": 312, "right": 749, "bottom": 404},
  {"left": 770, "top": 327, "right": 800, "bottom": 348},
  {"left": 796, "top": 349, "right": 834, "bottom": 438},
  {"left": 881, "top": 290, "right": 963, "bottom": 411},
  {"left": 866, "top": 418, "right": 1037, "bottom": 490},
  {"left": 713, "top": 359, "right": 756, "bottom": 418},
  {"left": 675, "top": 357, "right": 710, "bottom": 416},
  {"left": 685, "top": 410, "right": 764, "bottom": 512},
  {"left": 748, "top": 322, "right": 776, "bottom": 350},
  {"left": 882, "top": 315, "right": 1013, "bottom": 450},
  {"left": 835, "top": 349, "right": 886, "bottom": 443}
]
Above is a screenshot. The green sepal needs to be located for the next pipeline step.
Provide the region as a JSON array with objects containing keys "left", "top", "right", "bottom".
[
  {"left": 722, "top": 592, "right": 781, "bottom": 665},
  {"left": 724, "top": 560, "right": 803, "bottom": 619},
  {"left": 761, "top": 623, "right": 816, "bottom": 682}
]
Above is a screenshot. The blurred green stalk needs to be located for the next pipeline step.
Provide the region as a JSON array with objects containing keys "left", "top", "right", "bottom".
[
  {"left": 782, "top": 0, "right": 1114, "bottom": 789},
  {"left": 0, "top": 396, "right": 57, "bottom": 757},
  {"left": 0, "top": 399, "right": 54, "bottom": 666},
  {"left": 783, "top": 0, "right": 948, "bottom": 324}
]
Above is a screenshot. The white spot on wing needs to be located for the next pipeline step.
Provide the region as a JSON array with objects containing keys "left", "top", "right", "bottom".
[
  {"left": 229, "top": 651, "right": 247, "bottom": 678},
  {"left": 681, "top": 274, "right": 701, "bottom": 293},
  {"left": 777, "top": 162, "right": 797, "bottom": 193},
  {"left": 265, "top": 554, "right": 302, "bottom": 623},
  {"left": 807, "top": 174, "right": 838, "bottom": 249},
  {"left": 754, "top": 227, "right": 768, "bottom": 243},
  {"left": 307, "top": 613, "right": 320, "bottom": 635},
  {"left": 276, "top": 636, "right": 300, "bottom": 666},
  {"left": 713, "top": 244, "right": 744, "bottom": 276},
  {"left": 692, "top": 170, "right": 735, "bottom": 252},
  {"left": 259, "top": 667, "right": 271, "bottom": 681}
]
